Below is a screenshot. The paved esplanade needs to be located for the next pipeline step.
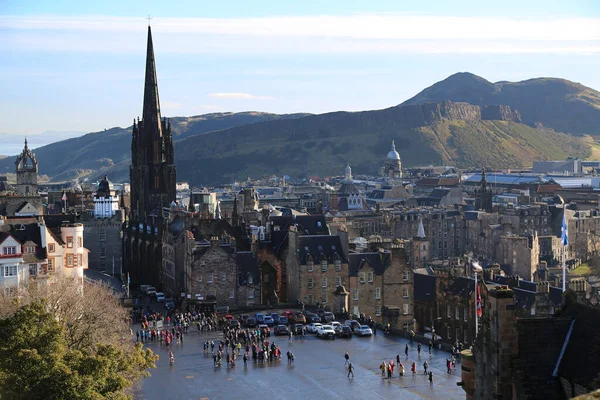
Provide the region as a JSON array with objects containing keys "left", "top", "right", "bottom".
[{"left": 137, "top": 328, "right": 464, "bottom": 400}]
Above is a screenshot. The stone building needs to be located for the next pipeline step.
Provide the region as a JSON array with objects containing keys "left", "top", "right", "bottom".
[
  {"left": 189, "top": 237, "right": 238, "bottom": 307},
  {"left": 411, "top": 218, "right": 430, "bottom": 268},
  {"left": 496, "top": 233, "right": 540, "bottom": 280},
  {"left": 82, "top": 175, "right": 124, "bottom": 274},
  {"left": 382, "top": 140, "right": 402, "bottom": 179},
  {"left": 337, "top": 165, "right": 365, "bottom": 211},
  {"left": 124, "top": 26, "right": 176, "bottom": 287},
  {"left": 0, "top": 139, "right": 44, "bottom": 217}
]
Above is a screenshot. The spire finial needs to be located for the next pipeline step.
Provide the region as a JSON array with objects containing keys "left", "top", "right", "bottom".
[
  {"left": 146, "top": 15, "right": 153, "bottom": 27},
  {"left": 24, "top": 137, "right": 28, "bottom": 150},
  {"left": 391, "top": 140, "right": 396, "bottom": 151}
]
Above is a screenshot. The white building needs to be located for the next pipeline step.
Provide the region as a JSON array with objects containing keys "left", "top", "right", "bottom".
[{"left": 94, "top": 176, "right": 120, "bottom": 218}]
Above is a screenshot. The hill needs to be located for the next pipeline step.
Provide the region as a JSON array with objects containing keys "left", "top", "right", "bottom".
[
  {"left": 402, "top": 72, "right": 600, "bottom": 136},
  {"left": 0, "top": 112, "right": 310, "bottom": 182},
  {"left": 172, "top": 101, "right": 589, "bottom": 185}
]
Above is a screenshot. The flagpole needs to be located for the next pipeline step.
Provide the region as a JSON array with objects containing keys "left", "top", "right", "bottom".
[
  {"left": 562, "top": 245, "right": 566, "bottom": 292},
  {"left": 474, "top": 271, "right": 478, "bottom": 336}
]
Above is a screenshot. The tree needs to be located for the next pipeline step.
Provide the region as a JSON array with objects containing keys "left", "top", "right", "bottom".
[{"left": 0, "top": 278, "right": 157, "bottom": 399}]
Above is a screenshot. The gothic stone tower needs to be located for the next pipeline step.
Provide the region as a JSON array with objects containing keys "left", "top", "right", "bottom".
[
  {"left": 15, "top": 138, "right": 38, "bottom": 196},
  {"left": 130, "top": 26, "right": 176, "bottom": 219}
]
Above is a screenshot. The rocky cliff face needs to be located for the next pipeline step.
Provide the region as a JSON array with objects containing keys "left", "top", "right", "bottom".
[{"left": 394, "top": 101, "right": 520, "bottom": 126}]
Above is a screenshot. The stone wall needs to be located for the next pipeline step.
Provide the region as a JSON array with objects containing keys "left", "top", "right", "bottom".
[
  {"left": 82, "top": 214, "right": 123, "bottom": 274},
  {"left": 190, "top": 244, "right": 237, "bottom": 307},
  {"left": 383, "top": 247, "right": 413, "bottom": 330}
]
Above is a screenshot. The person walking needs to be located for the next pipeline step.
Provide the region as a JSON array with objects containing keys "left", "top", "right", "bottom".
[
  {"left": 428, "top": 371, "right": 433, "bottom": 386},
  {"left": 428, "top": 341, "right": 432, "bottom": 355},
  {"left": 417, "top": 343, "right": 422, "bottom": 356},
  {"left": 423, "top": 361, "right": 429, "bottom": 375},
  {"left": 399, "top": 362, "right": 405, "bottom": 377},
  {"left": 387, "top": 362, "right": 392, "bottom": 379},
  {"left": 344, "top": 352, "right": 350, "bottom": 367},
  {"left": 396, "top": 353, "right": 400, "bottom": 365},
  {"left": 405, "top": 344, "right": 409, "bottom": 358},
  {"left": 380, "top": 361, "right": 387, "bottom": 377},
  {"left": 411, "top": 362, "right": 416, "bottom": 377},
  {"left": 347, "top": 362, "right": 354, "bottom": 378}
]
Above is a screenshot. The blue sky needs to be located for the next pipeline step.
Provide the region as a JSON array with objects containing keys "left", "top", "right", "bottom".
[{"left": 0, "top": 0, "right": 599, "bottom": 153}]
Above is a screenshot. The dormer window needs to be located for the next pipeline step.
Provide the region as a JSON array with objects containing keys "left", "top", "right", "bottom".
[
  {"left": 321, "top": 260, "right": 327, "bottom": 272},
  {"left": 367, "top": 272, "right": 374, "bottom": 283},
  {"left": 335, "top": 259, "right": 341, "bottom": 271},
  {"left": 24, "top": 245, "right": 35, "bottom": 254},
  {"left": 307, "top": 260, "right": 313, "bottom": 272}
]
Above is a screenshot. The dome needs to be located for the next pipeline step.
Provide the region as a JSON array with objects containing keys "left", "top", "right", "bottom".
[
  {"left": 96, "top": 175, "right": 112, "bottom": 197},
  {"left": 387, "top": 140, "right": 401, "bottom": 160}
]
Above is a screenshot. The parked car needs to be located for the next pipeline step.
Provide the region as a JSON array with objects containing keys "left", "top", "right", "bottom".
[
  {"left": 255, "top": 313, "right": 266, "bottom": 323},
  {"left": 355, "top": 325, "right": 373, "bottom": 336},
  {"left": 146, "top": 287, "right": 157, "bottom": 296},
  {"left": 258, "top": 324, "right": 271, "bottom": 336},
  {"left": 216, "top": 306, "right": 229, "bottom": 315},
  {"left": 139, "top": 285, "right": 152, "bottom": 294},
  {"left": 270, "top": 312, "right": 280, "bottom": 323},
  {"left": 165, "top": 301, "right": 175, "bottom": 311},
  {"left": 344, "top": 320, "right": 360, "bottom": 331},
  {"left": 155, "top": 292, "right": 165, "bottom": 302},
  {"left": 316, "top": 325, "right": 336, "bottom": 339},
  {"left": 283, "top": 310, "right": 294, "bottom": 319},
  {"left": 322, "top": 312, "right": 335, "bottom": 323},
  {"left": 263, "top": 316, "right": 275, "bottom": 327},
  {"left": 307, "top": 323, "right": 322, "bottom": 333},
  {"left": 315, "top": 309, "right": 325, "bottom": 318},
  {"left": 294, "top": 313, "right": 306, "bottom": 324},
  {"left": 225, "top": 314, "right": 235, "bottom": 321},
  {"left": 306, "top": 313, "right": 321, "bottom": 323},
  {"left": 274, "top": 324, "right": 289, "bottom": 335},
  {"left": 337, "top": 325, "right": 353, "bottom": 338},
  {"left": 330, "top": 321, "right": 342, "bottom": 332},
  {"left": 294, "top": 324, "right": 305, "bottom": 335},
  {"left": 246, "top": 318, "right": 257, "bottom": 328},
  {"left": 279, "top": 316, "right": 289, "bottom": 325},
  {"left": 230, "top": 320, "right": 240, "bottom": 328},
  {"left": 240, "top": 314, "right": 250, "bottom": 323}
]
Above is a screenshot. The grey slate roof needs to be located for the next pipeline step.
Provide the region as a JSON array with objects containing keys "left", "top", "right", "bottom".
[
  {"left": 297, "top": 235, "right": 347, "bottom": 265},
  {"left": 348, "top": 251, "right": 391, "bottom": 276}
]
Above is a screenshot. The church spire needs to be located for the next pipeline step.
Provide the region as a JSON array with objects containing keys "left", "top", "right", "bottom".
[{"left": 142, "top": 25, "right": 162, "bottom": 137}]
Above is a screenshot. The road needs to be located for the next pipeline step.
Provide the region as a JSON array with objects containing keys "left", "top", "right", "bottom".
[{"left": 135, "top": 323, "right": 464, "bottom": 400}]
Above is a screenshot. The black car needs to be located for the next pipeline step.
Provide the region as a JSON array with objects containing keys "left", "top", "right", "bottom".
[
  {"left": 229, "top": 320, "right": 240, "bottom": 328},
  {"left": 337, "top": 325, "right": 352, "bottom": 338},
  {"left": 294, "top": 324, "right": 304, "bottom": 335},
  {"left": 246, "top": 318, "right": 257, "bottom": 328}
]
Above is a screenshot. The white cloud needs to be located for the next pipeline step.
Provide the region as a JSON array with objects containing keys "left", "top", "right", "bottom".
[
  {"left": 0, "top": 14, "right": 598, "bottom": 55},
  {"left": 208, "top": 92, "right": 275, "bottom": 100}
]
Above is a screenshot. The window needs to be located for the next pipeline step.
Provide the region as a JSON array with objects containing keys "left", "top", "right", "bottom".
[
  {"left": 198, "top": 274, "right": 202, "bottom": 282},
  {"left": 47, "top": 258, "right": 53, "bottom": 272},
  {"left": 25, "top": 245, "right": 35, "bottom": 254},
  {"left": 207, "top": 273, "right": 213, "bottom": 283},
  {"left": 403, "top": 287, "right": 409, "bottom": 299},
  {"left": 375, "top": 305, "right": 381, "bottom": 316},
  {"left": 77, "top": 237, "right": 82, "bottom": 247},
  {"left": 4, "top": 265, "right": 17, "bottom": 277},
  {"left": 321, "top": 289, "right": 327, "bottom": 304},
  {"left": 66, "top": 254, "right": 74, "bottom": 267},
  {"left": 353, "top": 289, "right": 359, "bottom": 301},
  {"left": 221, "top": 272, "right": 226, "bottom": 282},
  {"left": 447, "top": 304, "right": 452, "bottom": 318},
  {"left": 100, "top": 247, "right": 106, "bottom": 259},
  {"left": 29, "top": 264, "right": 37, "bottom": 276},
  {"left": 455, "top": 307, "right": 460, "bottom": 320},
  {"left": 67, "top": 237, "right": 73, "bottom": 248},
  {"left": 359, "top": 272, "right": 365, "bottom": 283},
  {"left": 403, "top": 321, "right": 410, "bottom": 331},
  {"left": 335, "top": 260, "right": 341, "bottom": 271},
  {"left": 402, "top": 270, "right": 409, "bottom": 282},
  {"left": 321, "top": 261, "right": 327, "bottom": 272},
  {"left": 307, "top": 294, "right": 313, "bottom": 304},
  {"left": 307, "top": 261, "right": 313, "bottom": 272},
  {"left": 335, "top": 276, "right": 341, "bottom": 287},
  {"left": 229, "top": 289, "right": 234, "bottom": 299},
  {"left": 368, "top": 272, "right": 374, "bottom": 282},
  {"left": 464, "top": 307, "right": 468, "bottom": 322},
  {"left": 375, "top": 287, "right": 381, "bottom": 300},
  {"left": 48, "top": 243, "right": 55, "bottom": 253},
  {"left": 40, "top": 264, "right": 47, "bottom": 274},
  {"left": 2, "top": 246, "right": 16, "bottom": 255},
  {"left": 99, "top": 229, "right": 106, "bottom": 241},
  {"left": 308, "top": 278, "right": 314, "bottom": 289},
  {"left": 248, "top": 289, "right": 255, "bottom": 299},
  {"left": 403, "top": 304, "right": 409, "bottom": 315},
  {"left": 321, "top": 277, "right": 327, "bottom": 288},
  {"left": 248, "top": 275, "right": 253, "bottom": 285}
]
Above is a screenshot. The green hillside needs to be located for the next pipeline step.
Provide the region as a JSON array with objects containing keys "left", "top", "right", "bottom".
[
  {"left": 402, "top": 72, "right": 600, "bottom": 136},
  {"left": 173, "top": 102, "right": 589, "bottom": 185}
]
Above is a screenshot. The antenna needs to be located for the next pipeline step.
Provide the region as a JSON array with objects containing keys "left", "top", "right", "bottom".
[{"left": 146, "top": 15, "right": 153, "bottom": 26}]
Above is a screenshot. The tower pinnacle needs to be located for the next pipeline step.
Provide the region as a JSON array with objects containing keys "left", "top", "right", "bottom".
[{"left": 142, "top": 25, "right": 162, "bottom": 138}]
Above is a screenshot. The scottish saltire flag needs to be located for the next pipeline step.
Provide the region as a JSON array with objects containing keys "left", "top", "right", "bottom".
[{"left": 561, "top": 211, "right": 569, "bottom": 247}]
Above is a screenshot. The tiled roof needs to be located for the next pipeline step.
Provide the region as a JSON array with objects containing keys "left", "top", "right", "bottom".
[
  {"left": 515, "top": 318, "right": 571, "bottom": 399},
  {"left": 348, "top": 251, "right": 390, "bottom": 276},
  {"left": 297, "top": 235, "right": 347, "bottom": 265},
  {"left": 446, "top": 276, "right": 475, "bottom": 296},
  {"left": 7, "top": 222, "right": 46, "bottom": 260},
  {"left": 338, "top": 182, "right": 360, "bottom": 195}
]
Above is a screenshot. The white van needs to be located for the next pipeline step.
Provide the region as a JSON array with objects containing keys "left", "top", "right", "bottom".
[
  {"left": 146, "top": 287, "right": 157, "bottom": 296},
  {"left": 156, "top": 292, "right": 165, "bottom": 302}
]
